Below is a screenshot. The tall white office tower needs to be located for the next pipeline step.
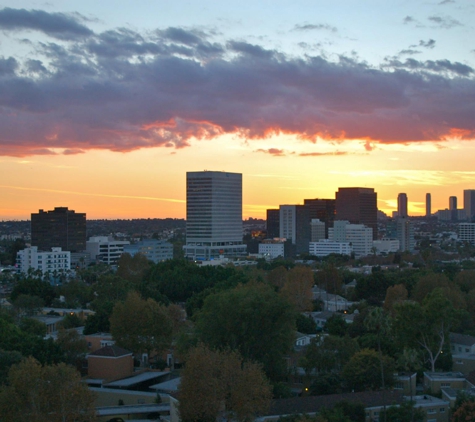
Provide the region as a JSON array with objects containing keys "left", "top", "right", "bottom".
[{"left": 184, "top": 171, "right": 247, "bottom": 260}]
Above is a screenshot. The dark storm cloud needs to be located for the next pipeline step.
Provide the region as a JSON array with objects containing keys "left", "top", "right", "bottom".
[
  {"left": 1, "top": 15, "right": 475, "bottom": 157},
  {"left": 0, "top": 7, "right": 93, "bottom": 39}
]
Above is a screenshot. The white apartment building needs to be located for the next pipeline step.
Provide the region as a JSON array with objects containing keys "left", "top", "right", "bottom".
[
  {"left": 329, "top": 220, "right": 373, "bottom": 257},
  {"left": 16, "top": 246, "right": 71, "bottom": 274},
  {"left": 459, "top": 223, "right": 475, "bottom": 245},
  {"left": 86, "top": 236, "right": 130, "bottom": 265},
  {"left": 309, "top": 239, "right": 352, "bottom": 257}
]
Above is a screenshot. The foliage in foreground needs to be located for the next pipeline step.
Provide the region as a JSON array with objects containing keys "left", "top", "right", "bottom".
[{"left": 0, "top": 357, "right": 96, "bottom": 422}]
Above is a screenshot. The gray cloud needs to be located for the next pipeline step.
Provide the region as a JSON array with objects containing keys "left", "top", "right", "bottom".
[
  {"left": 428, "top": 15, "right": 462, "bottom": 29},
  {"left": 398, "top": 49, "right": 421, "bottom": 56},
  {"left": 293, "top": 23, "right": 337, "bottom": 33},
  {"left": 0, "top": 7, "right": 93, "bottom": 39},
  {"left": 385, "top": 58, "right": 473, "bottom": 76},
  {"left": 0, "top": 18, "right": 475, "bottom": 156},
  {"left": 419, "top": 39, "right": 436, "bottom": 49}
]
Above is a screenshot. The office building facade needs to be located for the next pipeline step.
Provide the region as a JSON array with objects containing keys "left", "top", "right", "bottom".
[
  {"left": 123, "top": 239, "right": 173, "bottom": 263},
  {"left": 266, "top": 209, "right": 280, "bottom": 239},
  {"left": 396, "top": 217, "right": 415, "bottom": 252},
  {"left": 426, "top": 193, "right": 431, "bottom": 217},
  {"left": 184, "top": 171, "right": 246, "bottom": 260},
  {"left": 31, "top": 207, "right": 86, "bottom": 252},
  {"left": 397, "top": 193, "right": 408, "bottom": 217},
  {"left": 464, "top": 190, "right": 475, "bottom": 222},
  {"left": 86, "top": 236, "right": 130, "bottom": 265},
  {"left": 335, "top": 188, "right": 378, "bottom": 239},
  {"left": 329, "top": 220, "right": 373, "bottom": 257},
  {"left": 279, "top": 204, "right": 311, "bottom": 255},
  {"left": 303, "top": 198, "right": 335, "bottom": 237},
  {"left": 459, "top": 223, "right": 475, "bottom": 245}
]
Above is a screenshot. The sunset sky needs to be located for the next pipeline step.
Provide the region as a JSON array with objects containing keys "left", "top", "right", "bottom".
[{"left": 1, "top": 0, "right": 474, "bottom": 220}]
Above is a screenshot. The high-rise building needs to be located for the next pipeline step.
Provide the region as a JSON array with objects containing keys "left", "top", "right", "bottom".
[
  {"left": 303, "top": 198, "right": 335, "bottom": 237},
  {"left": 397, "top": 193, "right": 408, "bottom": 218},
  {"left": 266, "top": 209, "right": 280, "bottom": 239},
  {"left": 426, "top": 193, "right": 431, "bottom": 217},
  {"left": 329, "top": 221, "right": 373, "bottom": 257},
  {"left": 279, "top": 205, "right": 311, "bottom": 255},
  {"left": 184, "top": 171, "right": 246, "bottom": 260},
  {"left": 31, "top": 207, "right": 86, "bottom": 252},
  {"left": 464, "top": 190, "right": 475, "bottom": 222},
  {"left": 396, "top": 217, "right": 415, "bottom": 252},
  {"left": 335, "top": 188, "right": 378, "bottom": 239},
  {"left": 310, "top": 219, "right": 326, "bottom": 242},
  {"left": 449, "top": 196, "right": 458, "bottom": 222},
  {"left": 449, "top": 196, "right": 457, "bottom": 210}
]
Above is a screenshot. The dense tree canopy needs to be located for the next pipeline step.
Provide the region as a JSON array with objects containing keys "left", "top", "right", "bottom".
[
  {"left": 110, "top": 291, "right": 173, "bottom": 357},
  {"left": 0, "top": 357, "right": 97, "bottom": 422},
  {"left": 178, "top": 344, "right": 272, "bottom": 422},
  {"left": 342, "top": 348, "right": 395, "bottom": 392},
  {"left": 195, "top": 283, "right": 296, "bottom": 381}
]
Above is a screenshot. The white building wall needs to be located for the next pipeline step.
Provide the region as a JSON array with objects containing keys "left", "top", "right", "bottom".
[
  {"left": 279, "top": 205, "right": 296, "bottom": 243},
  {"left": 16, "top": 246, "right": 71, "bottom": 274},
  {"left": 86, "top": 236, "right": 130, "bottom": 265},
  {"left": 329, "top": 221, "right": 373, "bottom": 257},
  {"left": 309, "top": 240, "right": 352, "bottom": 257},
  {"left": 310, "top": 219, "right": 326, "bottom": 242},
  {"left": 258, "top": 242, "right": 285, "bottom": 259},
  {"left": 372, "top": 239, "right": 400, "bottom": 254}
]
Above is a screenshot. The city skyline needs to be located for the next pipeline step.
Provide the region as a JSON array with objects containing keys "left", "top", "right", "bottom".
[{"left": 1, "top": 1, "right": 474, "bottom": 220}]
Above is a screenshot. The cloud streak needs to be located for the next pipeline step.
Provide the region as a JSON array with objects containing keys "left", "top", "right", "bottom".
[{"left": 0, "top": 8, "right": 474, "bottom": 157}]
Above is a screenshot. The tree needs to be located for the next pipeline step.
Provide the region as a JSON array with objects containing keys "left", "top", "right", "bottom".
[
  {"left": 10, "top": 278, "right": 56, "bottom": 306},
  {"left": 280, "top": 266, "right": 314, "bottom": 312},
  {"left": 393, "top": 288, "right": 459, "bottom": 372},
  {"left": 13, "top": 294, "right": 44, "bottom": 317},
  {"left": 0, "top": 357, "right": 96, "bottom": 422},
  {"left": 19, "top": 317, "right": 47, "bottom": 337},
  {"left": 452, "top": 401, "right": 475, "bottom": 422},
  {"left": 195, "top": 283, "right": 296, "bottom": 381},
  {"left": 296, "top": 313, "right": 318, "bottom": 334},
  {"left": 383, "top": 284, "right": 408, "bottom": 315},
  {"left": 301, "top": 335, "right": 359, "bottom": 376},
  {"left": 56, "top": 328, "right": 88, "bottom": 366},
  {"left": 110, "top": 291, "right": 173, "bottom": 359},
  {"left": 178, "top": 344, "right": 272, "bottom": 422},
  {"left": 116, "top": 252, "right": 152, "bottom": 285},
  {"left": 325, "top": 314, "right": 348, "bottom": 336},
  {"left": 267, "top": 266, "right": 288, "bottom": 291},
  {"left": 379, "top": 401, "right": 425, "bottom": 422},
  {"left": 342, "top": 348, "right": 395, "bottom": 392}
]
